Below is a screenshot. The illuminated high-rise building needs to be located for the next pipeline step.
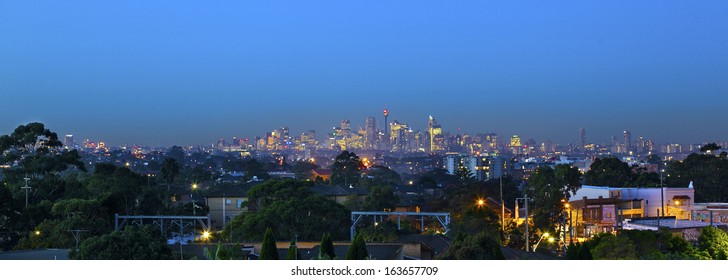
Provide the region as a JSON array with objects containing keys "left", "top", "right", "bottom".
[
  {"left": 510, "top": 135, "right": 521, "bottom": 155},
  {"left": 428, "top": 115, "right": 444, "bottom": 152},
  {"left": 624, "top": 130, "right": 632, "bottom": 152},
  {"left": 64, "top": 134, "right": 74, "bottom": 149},
  {"left": 383, "top": 109, "right": 390, "bottom": 148},
  {"left": 390, "top": 120, "right": 410, "bottom": 152},
  {"left": 365, "top": 116, "right": 377, "bottom": 149}
]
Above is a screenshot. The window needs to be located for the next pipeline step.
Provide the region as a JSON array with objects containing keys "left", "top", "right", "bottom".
[
  {"left": 225, "top": 199, "right": 232, "bottom": 205},
  {"left": 236, "top": 199, "right": 244, "bottom": 209}
]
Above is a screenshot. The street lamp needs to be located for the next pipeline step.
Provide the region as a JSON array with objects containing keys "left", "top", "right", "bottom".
[
  {"left": 515, "top": 194, "right": 530, "bottom": 252},
  {"left": 22, "top": 177, "right": 31, "bottom": 208},
  {"left": 476, "top": 199, "right": 485, "bottom": 208},
  {"left": 533, "top": 232, "right": 550, "bottom": 252},
  {"left": 563, "top": 202, "right": 571, "bottom": 247},
  {"left": 191, "top": 183, "right": 199, "bottom": 216}
]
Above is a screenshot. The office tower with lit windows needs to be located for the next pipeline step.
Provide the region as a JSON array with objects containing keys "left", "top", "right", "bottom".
[
  {"left": 510, "top": 135, "right": 521, "bottom": 155},
  {"left": 428, "top": 115, "right": 444, "bottom": 152},
  {"left": 64, "top": 134, "right": 74, "bottom": 149},
  {"left": 383, "top": 109, "right": 390, "bottom": 149},
  {"left": 624, "top": 130, "right": 632, "bottom": 152},
  {"left": 365, "top": 116, "right": 377, "bottom": 149}
]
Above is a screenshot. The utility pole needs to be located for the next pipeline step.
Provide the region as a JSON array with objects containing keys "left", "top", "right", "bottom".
[
  {"left": 22, "top": 177, "right": 31, "bottom": 208},
  {"left": 525, "top": 193, "right": 529, "bottom": 252},
  {"left": 500, "top": 176, "right": 505, "bottom": 233},
  {"left": 660, "top": 168, "right": 665, "bottom": 217},
  {"left": 222, "top": 194, "right": 227, "bottom": 229},
  {"left": 515, "top": 194, "right": 529, "bottom": 252}
]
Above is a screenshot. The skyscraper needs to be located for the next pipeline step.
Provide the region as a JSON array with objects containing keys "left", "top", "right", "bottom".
[
  {"left": 428, "top": 115, "right": 444, "bottom": 152},
  {"left": 64, "top": 134, "right": 74, "bottom": 149},
  {"left": 624, "top": 130, "right": 632, "bottom": 152},
  {"left": 579, "top": 128, "right": 585, "bottom": 148},
  {"left": 383, "top": 109, "right": 389, "bottom": 146},
  {"left": 510, "top": 135, "right": 521, "bottom": 155},
  {"left": 340, "top": 120, "right": 351, "bottom": 135},
  {"left": 365, "top": 116, "right": 376, "bottom": 149}
]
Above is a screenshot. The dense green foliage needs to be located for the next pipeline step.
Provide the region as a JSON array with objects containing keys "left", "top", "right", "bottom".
[
  {"left": 567, "top": 229, "right": 716, "bottom": 260},
  {"left": 0, "top": 123, "right": 208, "bottom": 251},
  {"left": 439, "top": 230, "right": 505, "bottom": 260},
  {"left": 698, "top": 226, "right": 728, "bottom": 259},
  {"left": 585, "top": 157, "right": 661, "bottom": 188},
  {"left": 71, "top": 225, "right": 173, "bottom": 260},
  {"left": 330, "top": 151, "right": 364, "bottom": 186},
  {"left": 286, "top": 239, "right": 300, "bottom": 260},
  {"left": 234, "top": 180, "right": 350, "bottom": 241},
  {"left": 259, "top": 228, "right": 279, "bottom": 260},
  {"left": 318, "top": 232, "right": 336, "bottom": 260},
  {"left": 585, "top": 157, "right": 633, "bottom": 187},
  {"left": 161, "top": 158, "right": 180, "bottom": 190},
  {"left": 359, "top": 165, "right": 401, "bottom": 187},
  {"left": 362, "top": 186, "right": 399, "bottom": 211},
  {"left": 345, "top": 234, "right": 368, "bottom": 260},
  {"left": 526, "top": 164, "right": 581, "bottom": 232},
  {"left": 667, "top": 153, "right": 728, "bottom": 202}
]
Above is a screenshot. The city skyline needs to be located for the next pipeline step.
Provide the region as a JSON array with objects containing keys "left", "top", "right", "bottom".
[
  {"left": 33, "top": 115, "right": 728, "bottom": 149},
  {"left": 2, "top": 1, "right": 728, "bottom": 146}
]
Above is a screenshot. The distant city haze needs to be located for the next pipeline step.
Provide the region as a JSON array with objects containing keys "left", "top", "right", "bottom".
[{"left": 2, "top": 1, "right": 727, "bottom": 146}]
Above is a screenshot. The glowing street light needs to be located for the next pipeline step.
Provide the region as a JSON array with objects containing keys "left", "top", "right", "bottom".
[
  {"left": 476, "top": 199, "right": 485, "bottom": 208},
  {"left": 202, "top": 231, "right": 211, "bottom": 241},
  {"left": 192, "top": 183, "right": 198, "bottom": 190},
  {"left": 533, "top": 232, "right": 550, "bottom": 252},
  {"left": 34, "top": 230, "right": 40, "bottom": 236}
]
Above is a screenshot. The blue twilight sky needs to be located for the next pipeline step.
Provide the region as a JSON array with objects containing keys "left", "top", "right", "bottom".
[{"left": 1, "top": 1, "right": 727, "bottom": 147}]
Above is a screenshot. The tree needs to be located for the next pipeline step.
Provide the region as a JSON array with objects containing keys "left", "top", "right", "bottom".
[
  {"left": 360, "top": 165, "right": 401, "bottom": 187},
  {"left": 439, "top": 230, "right": 505, "bottom": 260},
  {"left": 71, "top": 225, "right": 173, "bottom": 260},
  {"left": 645, "top": 154, "right": 662, "bottom": 165},
  {"left": 362, "top": 186, "right": 399, "bottom": 211},
  {"left": 292, "top": 161, "right": 319, "bottom": 180},
  {"left": 345, "top": 234, "right": 368, "bottom": 260},
  {"left": 666, "top": 153, "right": 728, "bottom": 202},
  {"left": 565, "top": 242, "right": 580, "bottom": 260},
  {"left": 330, "top": 151, "right": 363, "bottom": 186},
  {"left": 591, "top": 233, "right": 637, "bottom": 260},
  {"left": 203, "top": 241, "right": 232, "bottom": 260},
  {"left": 241, "top": 180, "right": 350, "bottom": 241},
  {"left": 585, "top": 157, "right": 632, "bottom": 187},
  {"left": 318, "top": 232, "right": 336, "bottom": 260},
  {"left": 698, "top": 226, "right": 728, "bottom": 260},
  {"left": 160, "top": 158, "right": 180, "bottom": 191},
  {"left": 701, "top": 143, "right": 722, "bottom": 153},
  {"left": 260, "top": 228, "right": 279, "bottom": 260},
  {"left": 286, "top": 238, "right": 300, "bottom": 260},
  {"left": 167, "top": 146, "right": 185, "bottom": 162},
  {"left": 243, "top": 159, "right": 269, "bottom": 181},
  {"left": 454, "top": 163, "right": 474, "bottom": 185},
  {"left": 527, "top": 165, "right": 581, "bottom": 232}
]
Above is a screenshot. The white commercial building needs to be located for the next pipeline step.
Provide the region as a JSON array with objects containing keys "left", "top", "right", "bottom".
[{"left": 571, "top": 184, "right": 695, "bottom": 220}]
